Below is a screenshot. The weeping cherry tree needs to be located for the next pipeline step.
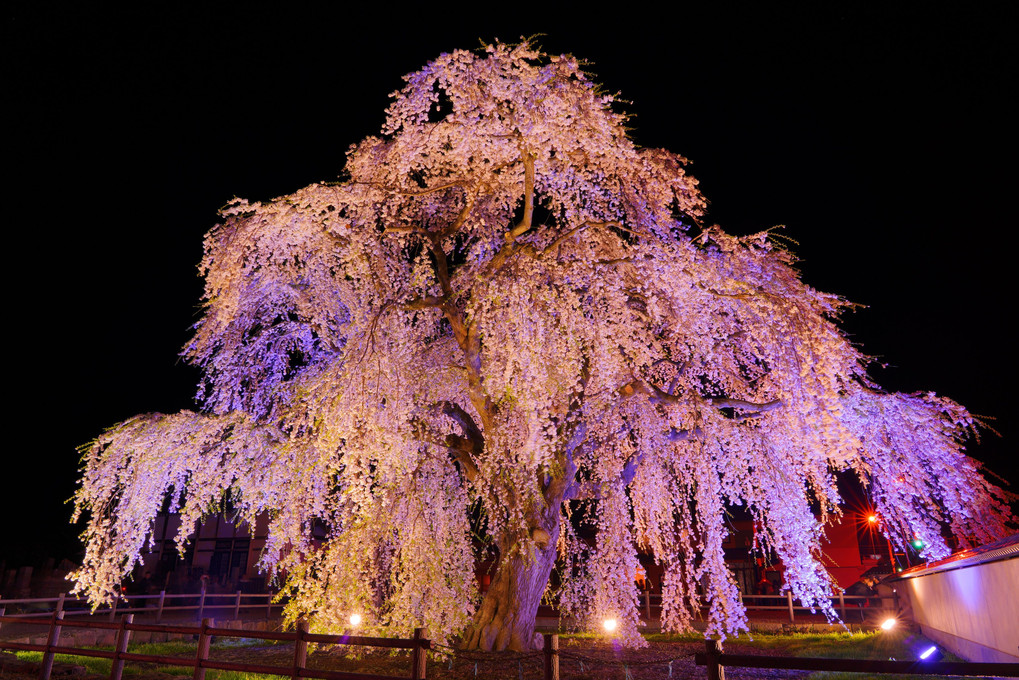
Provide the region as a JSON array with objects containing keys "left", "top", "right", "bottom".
[{"left": 72, "top": 42, "right": 1014, "bottom": 651}]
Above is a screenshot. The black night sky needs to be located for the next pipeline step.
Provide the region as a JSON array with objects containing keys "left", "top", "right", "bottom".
[{"left": 4, "top": 4, "right": 1016, "bottom": 566}]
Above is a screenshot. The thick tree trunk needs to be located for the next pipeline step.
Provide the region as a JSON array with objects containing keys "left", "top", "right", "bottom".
[{"left": 463, "top": 524, "right": 560, "bottom": 651}]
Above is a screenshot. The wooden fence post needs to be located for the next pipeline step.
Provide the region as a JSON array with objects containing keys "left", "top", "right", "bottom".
[
  {"left": 411, "top": 627, "right": 428, "bottom": 680},
  {"left": 265, "top": 593, "right": 272, "bottom": 619},
  {"left": 786, "top": 590, "right": 794, "bottom": 623},
  {"left": 838, "top": 591, "right": 846, "bottom": 620},
  {"left": 0, "top": 606, "right": 5, "bottom": 632},
  {"left": 110, "top": 614, "right": 134, "bottom": 680},
  {"left": 40, "top": 611, "right": 64, "bottom": 680},
  {"left": 543, "top": 633, "right": 559, "bottom": 680},
  {"left": 704, "top": 639, "right": 725, "bottom": 680},
  {"left": 197, "top": 580, "right": 207, "bottom": 621},
  {"left": 234, "top": 591, "right": 242, "bottom": 619},
  {"left": 156, "top": 590, "right": 166, "bottom": 623},
  {"left": 109, "top": 596, "right": 118, "bottom": 622},
  {"left": 56, "top": 593, "right": 66, "bottom": 616},
  {"left": 292, "top": 618, "right": 309, "bottom": 680},
  {"left": 193, "top": 618, "right": 211, "bottom": 680}
]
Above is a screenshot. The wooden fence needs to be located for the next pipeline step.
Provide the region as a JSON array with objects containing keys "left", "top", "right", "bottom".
[
  {"left": 695, "top": 639, "right": 1019, "bottom": 678},
  {"left": 0, "top": 584, "right": 281, "bottom": 623},
  {"left": 4, "top": 588, "right": 888, "bottom": 627},
  {"left": 6, "top": 613, "right": 1018, "bottom": 680},
  {"left": 0, "top": 612, "right": 431, "bottom": 680}
]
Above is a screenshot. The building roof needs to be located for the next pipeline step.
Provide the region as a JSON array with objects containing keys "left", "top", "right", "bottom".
[{"left": 893, "top": 533, "right": 1019, "bottom": 580}]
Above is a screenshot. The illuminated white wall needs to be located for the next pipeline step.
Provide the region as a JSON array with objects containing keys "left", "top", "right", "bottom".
[{"left": 899, "top": 556, "right": 1018, "bottom": 663}]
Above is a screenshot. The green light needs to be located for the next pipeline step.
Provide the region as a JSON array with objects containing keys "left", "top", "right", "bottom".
[{"left": 912, "top": 538, "right": 923, "bottom": 549}]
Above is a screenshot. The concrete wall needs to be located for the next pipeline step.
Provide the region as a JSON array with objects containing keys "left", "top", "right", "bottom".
[{"left": 899, "top": 556, "right": 1018, "bottom": 662}]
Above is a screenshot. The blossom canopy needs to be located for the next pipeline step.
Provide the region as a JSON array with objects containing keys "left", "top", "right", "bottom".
[{"left": 73, "top": 42, "right": 1013, "bottom": 651}]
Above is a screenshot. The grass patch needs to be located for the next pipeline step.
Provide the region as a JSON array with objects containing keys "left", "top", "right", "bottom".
[
  {"left": 642, "top": 631, "right": 718, "bottom": 643},
  {"left": 15, "top": 638, "right": 288, "bottom": 680},
  {"left": 14, "top": 629, "right": 975, "bottom": 680},
  {"left": 14, "top": 651, "right": 112, "bottom": 676},
  {"left": 579, "top": 629, "right": 975, "bottom": 680},
  {"left": 128, "top": 640, "right": 199, "bottom": 656},
  {"left": 791, "top": 630, "right": 971, "bottom": 680},
  {"left": 659, "top": 629, "right": 975, "bottom": 680},
  {"left": 726, "top": 629, "right": 883, "bottom": 654},
  {"left": 14, "top": 651, "right": 285, "bottom": 680}
]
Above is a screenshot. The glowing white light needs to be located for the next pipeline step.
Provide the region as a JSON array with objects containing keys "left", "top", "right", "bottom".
[
  {"left": 349, "top": 613, "right": 362, "bottom": 626},
  {"left": 919, "top": 646, "right": 937, "bottom": 660},
  {"left": 868, "top": 514, "right": 878, "bottom": 523},
  {"left": 881, "top": 618, "right": 896, "bottom": 630},
  {"left": 602, "top": 618, "right": 618, "bottom": 632}
]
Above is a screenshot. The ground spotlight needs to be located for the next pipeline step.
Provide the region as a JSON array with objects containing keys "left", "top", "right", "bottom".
[
  {"left": 918, "top": 645, "right": 942, "bottom": 662},
  {"left": 602, "top": 618, "right": 618, "bottom": 632},
  {"left": 349, "top": 613, "right": 362, "bottom": 627},
  {"left": 880, "top": 617, "right": 896, "bottom": 631}
]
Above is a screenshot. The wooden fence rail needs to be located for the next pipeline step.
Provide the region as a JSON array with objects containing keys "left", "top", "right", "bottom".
[
  {"left": 5, "top": 588, "right": 890, "bottom": 627},
  {"left": 0, "top": 586, "right": 282, "bottom": 623},
  {"left": 638, "top": 590, "right": 895, "bottom": 623},
  {"left": 8, "top": 615, "right": 1017, "bottom": 680},
  {"left": 0, "top": 613, "right": 431, "bottom": 680},
  {"left": 696, "top": 639, "right": 1019, "bottom": 678}
]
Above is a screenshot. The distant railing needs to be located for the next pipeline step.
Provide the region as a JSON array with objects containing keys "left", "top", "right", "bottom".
[
  {"left": 637, "top": 590, "right": 896, "bottom": 623},
  {"left": 0, "top": 612, "right": 430, "bottom": 680},
  {"left": 4, "top": 587, "right": 891, "bottom": 628},
  {"left": 0, "top": 586, "right": 282, "bottom": 623}
]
